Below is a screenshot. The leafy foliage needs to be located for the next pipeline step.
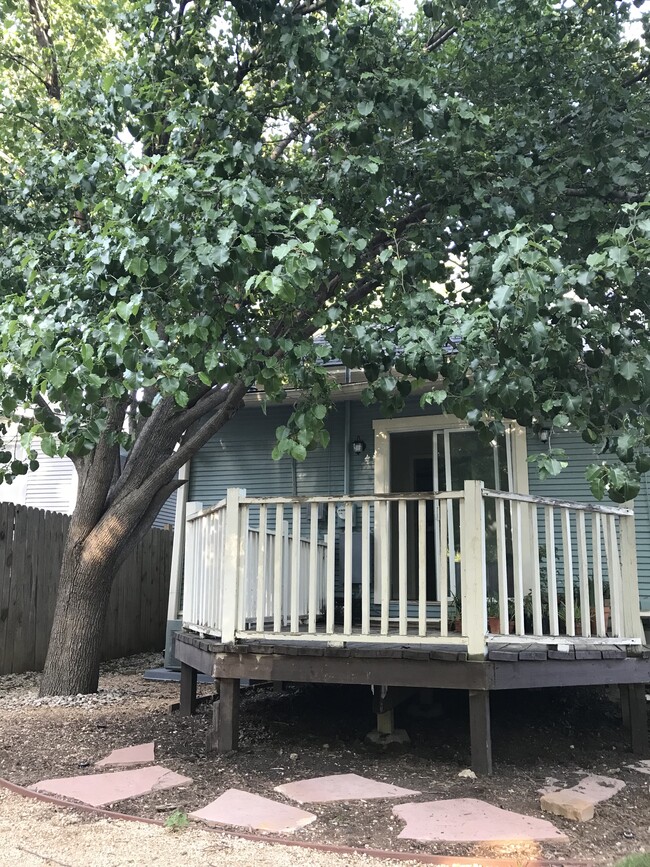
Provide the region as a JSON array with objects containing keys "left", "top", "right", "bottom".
[{"left": 1, "top": 0, "right": 649, "bottom": 507}]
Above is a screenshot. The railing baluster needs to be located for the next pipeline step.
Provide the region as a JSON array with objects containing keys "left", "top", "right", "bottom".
[
  {"left": 308, "top": 503, "right": 318, "bottom": 634},
  {"left": 512, "top": 500, "right": 525, "bottom": 635},
  {"left": 438, "top": 497, "right": 448, "bottom": 638},
  {"left": 256, "top": 506, "right": 267, "bottom": 632},
  {"left": 592, "top": 512, "right": 605, "bottom": 637},
  {"left": 326, "top": 503, "right": 336, "bottom": 634},
  {"left": 496, "top": 497, "right": 509, "bottom": 635},
  {"left": 379, "top": 500, "right": 390, "bottom": 636},
  {"left": 237, "top": 504, "right": 249, "bottom": 632},
  {"left": 344, "top": 502, "right": 354, "bottom": 635},
  {"left": 545, "top": 506, "right": 559, "bottom": 635},
  {"left": 398, "top": 500, "right": 408, "bottom": 635},
  {"left": 273, "top": 504, "right": 283, "bottom": 632},
  {"left": 576, "top": 510, "right": 590, "bottom": 638},
  {"left": 418, "top": 499, "right": 427, "bottom": 637},
  {"left": 290, "top": 504, "right": 301, "bottom": 633},
  {"left": 361, "top": 501, "right": 370, "bottom": 636},
  {"left": 561, "top": 508, "right": 575, "bottom": 636},
  {"left": 530, "top": 503, "right": 543, "bottom": 635},
  {"left": 605, "top": 514, "right": 623, "bottom": 637}
]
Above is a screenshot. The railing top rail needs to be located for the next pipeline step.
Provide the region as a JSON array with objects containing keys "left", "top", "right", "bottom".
[
  {"left": 239, "top": 492, "right": 464, "bottom": 505},
  {"left": 483, "top": 488, "right": 633, "bottom": 516},
  {"left": 186, "top": 499, "right": 227, "bottom": 522}
]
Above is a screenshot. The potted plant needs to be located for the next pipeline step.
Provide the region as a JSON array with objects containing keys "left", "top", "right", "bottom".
[
  {"left": 558, "top": 599, "right": 582, "bottom": 636},
  {"left": 589, "top": 579, "right": 611, "bottom": 634},
  {"left": 449, "top": 592, "right": 462, "bottom": 633},
  {"left": 487, "top": 597, "right": 502, "bottom": 634}
]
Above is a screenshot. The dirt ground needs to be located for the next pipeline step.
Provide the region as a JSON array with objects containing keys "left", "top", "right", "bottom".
[{"left": 0, "top": 652, "right": 649, "bottom": 866}]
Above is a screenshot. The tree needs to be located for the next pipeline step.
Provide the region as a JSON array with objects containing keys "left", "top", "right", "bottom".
[{"left": 0, "top": 0, "right": 648, "bottom": 695}]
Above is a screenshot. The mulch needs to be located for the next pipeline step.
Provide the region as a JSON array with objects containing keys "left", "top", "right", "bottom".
[{"left": 0, "top": 653, "right": 648, "bottom": 866}]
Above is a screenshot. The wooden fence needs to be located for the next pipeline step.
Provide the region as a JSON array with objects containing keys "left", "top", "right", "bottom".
[{"left": 0, "top": 502, "right": 173, "bottom": 675}]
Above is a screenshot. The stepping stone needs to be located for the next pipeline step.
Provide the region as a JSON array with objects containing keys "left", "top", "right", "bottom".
[
  {"left": 394, "top": 798, "right": 568, "bottom": 843},
  {"left": 95, "top": 742, "right": 155, "bottom": 768},
  {"left": 540, "top": 774, "right": 624, "bottom": 822},
  {"left": 29, "top": 765, "right": 192, "bottom": 807},
  {"left": 275, "top": 772, "right": 419, "bottom": 804},
  {"left": 570, "top": 774, "right": 625, "bottom": 803},
  {"left": 627, "top": 759, "right": 650, "bottom": 775},
  {"left": 190, "top": 789, "right": 316, "bottom": 833}
]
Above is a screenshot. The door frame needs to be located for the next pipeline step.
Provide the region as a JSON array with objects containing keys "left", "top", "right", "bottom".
[
  {"left": 371, "top": 414, "right": 530, "bottom": 606},
  {"left": 372, "top": 414, "right": 529, "bottom": 496}
]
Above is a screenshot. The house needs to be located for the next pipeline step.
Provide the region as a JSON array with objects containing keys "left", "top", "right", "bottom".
[
  {"left": 0, "top": 436, "right": 176, "bottom": 528},
  {"left": 170, "top": 377, "right": 650, "bottom": 774}
]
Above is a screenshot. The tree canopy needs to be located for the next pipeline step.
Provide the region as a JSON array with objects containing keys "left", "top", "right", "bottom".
[{"left": 1, "top": 0, "right": 649, "bottom": 692}]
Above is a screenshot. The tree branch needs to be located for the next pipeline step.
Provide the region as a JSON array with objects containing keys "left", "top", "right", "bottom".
[
  {"left": 624, "top": 63, "right": 650, "bottom": 87},
  {"left": 564, "top": 187, "right": 646, "bottom": 203},
  {"left": 271, "top": 109, "right": 325, "bottom": 161},
  {"left": 425, "top": 26, "right": 457, "bottom": 53},
  {"left": 27, "top": 0, "right": 60, "bottom": 100},
  {"left": 0, "top": 50, "right": 52, "bottom": 91}
]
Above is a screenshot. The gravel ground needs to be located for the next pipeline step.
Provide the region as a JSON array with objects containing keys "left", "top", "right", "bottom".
[
  {"left": 0, "top": 653, "right": 648, "bottom": 865},
  {"left": 0, "top": 787, "right": 424, "bottom": 867}
]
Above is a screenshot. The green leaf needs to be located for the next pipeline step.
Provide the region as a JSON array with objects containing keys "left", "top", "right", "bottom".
[
  {"left": 127, "top": 257, "right": 148, "bottom": 278},
  {"left": 149, "top": 256, "right": 167, "bottom": 275},
  {"left": 357, "top": 101, "right": 374, "bottom": 116}
]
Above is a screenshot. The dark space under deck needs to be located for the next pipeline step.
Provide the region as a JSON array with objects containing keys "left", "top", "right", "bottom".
[{"left": 173, "top": 631, "right": 650, "bottom": 775}]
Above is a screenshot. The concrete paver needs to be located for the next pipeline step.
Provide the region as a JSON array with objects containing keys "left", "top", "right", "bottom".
[
  {"left": 95, "top": 741, "right": 155, "bottom": 768},
  {"left": 276, "top": 773, "right": 419, "bottom": 804},
  {"left": 190, "top": 788, "right": 316, "bottom": 833},
  {"left": 540, "top": 774, "right": 624, "bottom": 822},
  {"left": 29, "top": 766, "right": 192, "bottom": 807},
  {"left": 393, "top": 798, "right": 568, "bottom": 843},
  {"left": 540, "top": 790, "right": 595, "bottom": 822}
]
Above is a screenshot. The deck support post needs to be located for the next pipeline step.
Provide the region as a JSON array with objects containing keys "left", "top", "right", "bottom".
[
  {"left": 221, "top": 487, "right": 246, "bottom": 644},
  {"left": 469, "top": 689, "right": 492, "bottom": 776},
  {"left": 208, "top": 678, "right": 240, "bottom": 753},
  {"left": 621, "top": 684, "right": 649, "bottom": 756},
  {"left": 462, "top": 481, "right": 487, "bottom": 658},
  {"left": 179, "top": 663, "right": 197, "bottom": 716},
  {"left": 377, "top": 709, "right": 394, "bottom": 735}
]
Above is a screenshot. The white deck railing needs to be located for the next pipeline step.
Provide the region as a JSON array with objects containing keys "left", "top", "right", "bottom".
[{"left": 181, "top": 482, "right": 644, "bottom": 654}]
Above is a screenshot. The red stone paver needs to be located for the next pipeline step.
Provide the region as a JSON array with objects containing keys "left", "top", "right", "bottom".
[
  {"left": 190, "top": 788, "right": 316, "bottom": 833},
  {"left": 95, "top": 742, "right": 155, "bottom": 768},
  {"left": 29, "top": 766, "right": 192, "bottom": 807},
  {"left": 627, "top": 759, "right": 650, "bottom": 775},
  {"left": 393, "top": 798, "right": 568, "bottom": 843},
  {"left": 275, "top": 773, "right": 419, "bottom": 804},
  {"left": 570, "top": 774, "right": 625, "bottom": 803}
]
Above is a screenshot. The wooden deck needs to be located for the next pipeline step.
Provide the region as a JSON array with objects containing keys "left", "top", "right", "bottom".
[{"left": 174, "top": 630, "right": 650, "bottom": 775}]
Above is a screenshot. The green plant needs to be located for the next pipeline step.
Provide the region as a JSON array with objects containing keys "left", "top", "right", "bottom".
[
  {"left": 165, "top": 810, "right": 189, "bottom": 832},
  {"left": 486, "top": 597, "right": 500, "bottom": 617},
  {"left": 613, "top": 855, "right": 650, "bottom": 867}
]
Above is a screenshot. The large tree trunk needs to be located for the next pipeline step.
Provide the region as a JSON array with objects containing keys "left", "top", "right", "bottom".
[
  {"left": 39, "top": 537, "right": 118, "bottom": 695},
  {"left": 38, "top": 387, "right": 243, "bottom": 696}
]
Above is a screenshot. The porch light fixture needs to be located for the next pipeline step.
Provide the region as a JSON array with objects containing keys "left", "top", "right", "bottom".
[
  {"left": 538, "top": 426, "right": 552, "bottom": 444},
  {"left": 352, "top": 435, "right": 366, "bottom": 455}
]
